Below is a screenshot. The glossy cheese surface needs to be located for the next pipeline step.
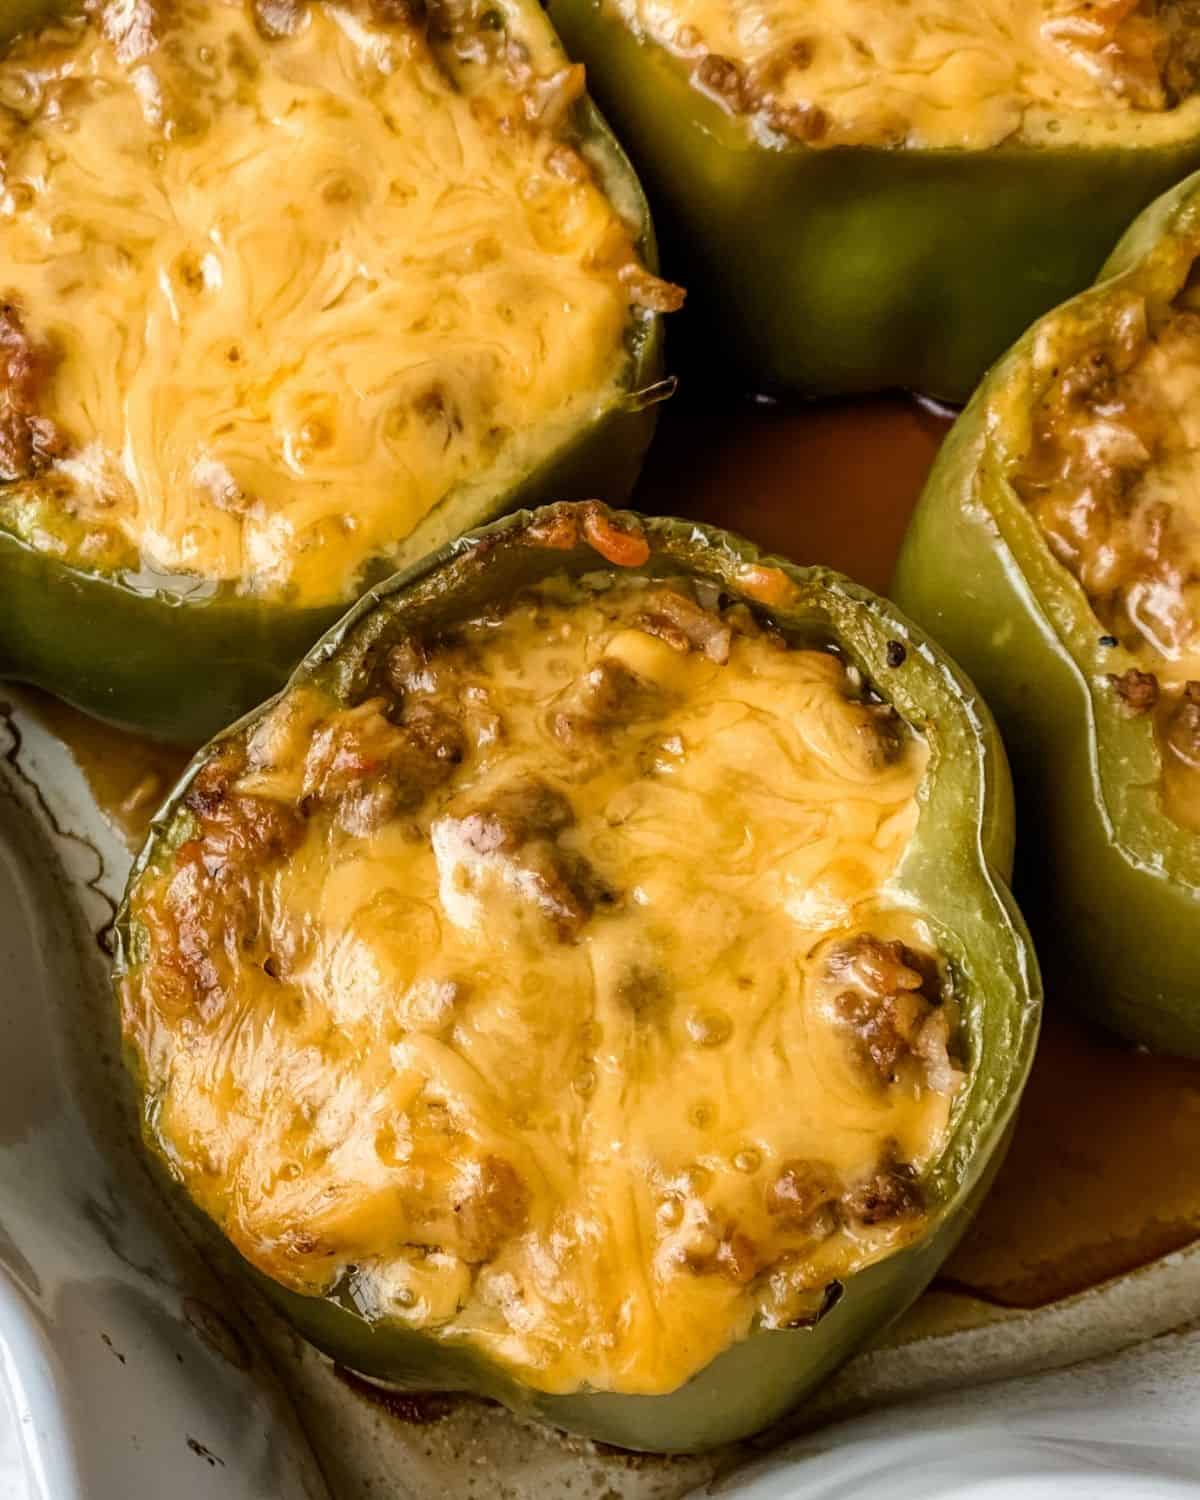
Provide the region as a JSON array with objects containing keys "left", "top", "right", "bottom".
[
  {"left": 0, "top": 0, "right": 642, "bottom": 604},
  {"left": 616, "top": 0, "right": 1200, "bottom": 149},
  {"left": 122, "top": 576, "right": 960, "bottom": 1395}
]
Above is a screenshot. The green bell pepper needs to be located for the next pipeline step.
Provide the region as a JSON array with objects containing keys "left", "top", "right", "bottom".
[
  {"left": 114, "top": 503, "right": 1040, "bottom": 1452},
  {"left": 545, "top": 0, "right": 1200, "bottom": 402},
  {"left": 0, "top": 0, "right": 666, "bottom": 745},
  {"left": 894, "top": 170, "right": 1200, "bottom": 1057}
]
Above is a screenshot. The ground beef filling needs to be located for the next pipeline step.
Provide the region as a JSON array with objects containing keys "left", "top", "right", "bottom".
[
  {"left": 1012, "top": 297, "right": 1200, "bottom": 829},
  {"left": 122, "top": 573, "right": 960, "bottom": 1395},
  {"left": 0, "top": 302, "right": 65, "bottom": 482}
]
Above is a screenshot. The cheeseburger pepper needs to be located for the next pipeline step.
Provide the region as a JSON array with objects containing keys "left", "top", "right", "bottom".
[
  {"left": 546, "top": 0, "right": 1200, "bottom": 400},
  {"left": 115, "top": 504, "right": 1039, "bottom": 1451},
  {"left": 895, "top": 169, "right": 1200, "bottom": 1056}
]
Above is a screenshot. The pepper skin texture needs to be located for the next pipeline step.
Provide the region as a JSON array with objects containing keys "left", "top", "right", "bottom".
[
  {"left": 0, "top": 0, "right": 666, "bottom": 745},
  {"left": 544, "top": 0, "right": 1200, "bottom": 403},
  {"left": 114, "top": 503, "right": 1040, "bottom": 1452},
  {"left": 894, "top": 171, "right": 1200, "bottom": 1058}
]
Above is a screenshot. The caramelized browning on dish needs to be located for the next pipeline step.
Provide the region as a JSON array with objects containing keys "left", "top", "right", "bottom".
[
  {"left": 618, "top": 0, "right": 1200, "bottom": 149},
  {"left": 1012, "top": 289, "right": 1200, "bottom": 829},
  {"left": 121, "top": 574, "right": 961, "bottom": 1396},
  {"left": 0, "top": 0, "right": 665, "bottom": 603}
]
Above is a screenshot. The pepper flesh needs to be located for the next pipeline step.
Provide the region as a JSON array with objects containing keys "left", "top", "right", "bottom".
[
  {"left": 546, "top": 0, "right": 1200, "bottom": 402},
  {"left": 0, "top": 0, "right": 667, "bottom": 743},
  {"left": 114, "top": 503, "right": 1040, "bottom": 1451},
  {"left": 894, "top": 169, "right": 1200, "bottom": 1057}
]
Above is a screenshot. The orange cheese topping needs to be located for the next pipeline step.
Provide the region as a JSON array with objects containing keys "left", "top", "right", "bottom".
[
  {"left": 0, "top": 0, "right": 650, "bottom": 603},
  {"left": 618, "top": 0, "right": 1200, "bottom": 149},
  {"left": 121, "top": 576, "right": 961, "bottom": 1395}
]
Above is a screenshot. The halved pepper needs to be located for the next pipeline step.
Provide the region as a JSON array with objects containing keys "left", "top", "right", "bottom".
[
  {"left": 894, "top": 170, "right": 1200, "bottom": 1057},
  {"left": 546, "top": 0, "right": 1200, "bottom": 401},
  {"left": 0, "top": 0, "right": 669, "bottom": 744},
  {"left": 114, "top": 503, "right": 1040, "bottom": 1452}
]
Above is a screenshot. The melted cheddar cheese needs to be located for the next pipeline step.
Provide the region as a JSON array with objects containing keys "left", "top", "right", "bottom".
[
  {"left": 1014, "top": 290, "right": 1200, "bottom": 830},
  {"left": 618, "top": 0, "right": 1200, "bottom": 149},
  {"left": 122, "top": 576, "right": 961, "bottom": 1396},
  {"left": 0, "top": 0, "right": 647, "bottom": 603}
]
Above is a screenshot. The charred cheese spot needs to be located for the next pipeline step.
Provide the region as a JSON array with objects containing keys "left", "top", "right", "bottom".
[
  {"left": 619, "top": 0, "right": 1200, "bottom": 150},
  {"left": 0, "top": 0, "right": 652, "bottom": 603},
  {"left": 121, "top": 576, "right": 960, "bottom": 1396},
  {"left": 1012, "top": 285, "right": 1200, "bottom": 829}
]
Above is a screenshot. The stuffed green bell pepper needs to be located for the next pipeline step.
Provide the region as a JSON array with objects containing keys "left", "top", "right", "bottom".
[
  {"left": 895, "top": 169, "right": 1200, "bottom": 1058},
  {"left": 546, "top": 0, "right": 1200, "bottom": 401},
  {"left": 0, "top": 0, "right": 675, "bottom": 744},
  {"left": 114, "top": 501, "right": 1039, "bottom": 1452}
]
